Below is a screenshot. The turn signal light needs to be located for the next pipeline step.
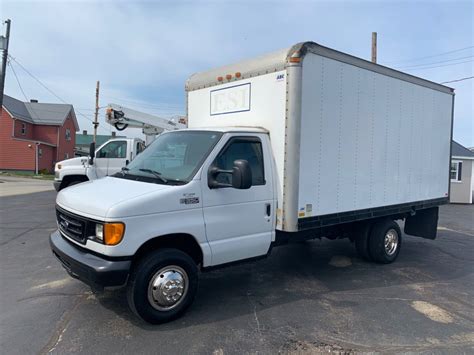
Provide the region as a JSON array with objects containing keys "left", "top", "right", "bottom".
[{"left": 104, "top": 223, "right": 125, "bottom": 245}]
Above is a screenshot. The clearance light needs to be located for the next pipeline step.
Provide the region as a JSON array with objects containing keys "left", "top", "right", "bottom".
[
  {"left": 226, "top": 74, "right": 232, "bottom": 80},
  {"left": 289, "top": 57, "right": 301, "bottom": 63},
  {"left": 235, "top": 72, "right": 241, "bottom": 78},
  {"left": 217, "top": 76, "right": 223, "bottom": 82}
]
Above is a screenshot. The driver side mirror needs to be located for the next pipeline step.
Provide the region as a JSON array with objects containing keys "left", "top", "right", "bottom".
[
  {"left": 208, "top": 159, "right": 252, "bottom": 189},
  {"left": 89, "top": 142, "right": 96, "bottom": 165}
]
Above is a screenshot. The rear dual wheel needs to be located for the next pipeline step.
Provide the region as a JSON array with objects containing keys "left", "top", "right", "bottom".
[{"left": 355, "top": 218, "right": 402, "bottom": 264}]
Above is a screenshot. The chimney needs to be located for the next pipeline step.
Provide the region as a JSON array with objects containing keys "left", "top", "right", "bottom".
[
  {"left": 30, "top": 99, "right": 38, "bottom": 103},
  {"left": 83, "top": 130, "right": 87, "bottom": 135},
  {"left": 111, "top": 131, "right": 116, "bottom": 137}
]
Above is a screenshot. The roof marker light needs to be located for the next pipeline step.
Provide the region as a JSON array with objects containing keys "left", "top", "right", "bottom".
[
  {"left": 217, "top": 76, "right": 223, "bottom": 82},
  {"left": 226, "top": 74, "right": 232, "bottom": 80},
  {"left": 235, "top": 72, "right": 241, "bottom": 78}
]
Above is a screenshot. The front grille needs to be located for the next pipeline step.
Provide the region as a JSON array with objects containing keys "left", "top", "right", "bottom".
[{"left": 56, "top": 207, "right": 90, "bottom": 244}]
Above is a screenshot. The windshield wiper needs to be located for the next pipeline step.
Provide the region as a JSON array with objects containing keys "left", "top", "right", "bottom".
[{"left": 138, "top": 168, "right": 168, "bottom": 183}]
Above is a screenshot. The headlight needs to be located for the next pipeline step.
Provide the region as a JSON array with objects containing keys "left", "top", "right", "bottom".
[
  {"left": 94, "top": 222, "right": 125, "bottom": 246},
  {"left": 95, "top": 224, "right": 104, "bottom": 242}
]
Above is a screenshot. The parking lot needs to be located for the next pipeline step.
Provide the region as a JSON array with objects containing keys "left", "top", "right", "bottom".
[{"left": 0, "top": 176, "right": 473, "bottom": 354}]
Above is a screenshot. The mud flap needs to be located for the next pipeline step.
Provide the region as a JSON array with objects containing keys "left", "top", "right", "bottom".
[{"left": 404, "top": 207, "right": 438, "bottom": 240}]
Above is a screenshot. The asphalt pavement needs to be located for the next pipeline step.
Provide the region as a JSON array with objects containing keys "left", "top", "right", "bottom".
[{"left": 0, "top": 177, "right": 473, "bottom": 354}]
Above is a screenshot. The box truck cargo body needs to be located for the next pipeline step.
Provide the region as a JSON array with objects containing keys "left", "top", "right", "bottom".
[
  {"left": 50, "top": 42, "right": 454, "bottom": 324},
  {"left": 186, "top": 42, "right": 454, "bottom": 233}
]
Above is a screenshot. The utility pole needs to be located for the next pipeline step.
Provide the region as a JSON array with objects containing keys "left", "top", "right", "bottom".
[
  {"left": 93, "top": 80, "right": 100, "bottom": 143},
  {"left": 0, "top": 19, "right": 11, "bottom": 109},
  {"left": 371, "top": 32, "right": 377, "bottom": 63}
]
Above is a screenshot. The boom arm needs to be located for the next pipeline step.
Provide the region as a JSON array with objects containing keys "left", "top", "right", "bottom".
[{"left": 105, "top": 104, "right": 186, "bottom": 143}]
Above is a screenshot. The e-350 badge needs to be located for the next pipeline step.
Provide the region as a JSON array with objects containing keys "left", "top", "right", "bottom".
[{"left": 180, "top": 193, "right": 199, "bottom": 205}]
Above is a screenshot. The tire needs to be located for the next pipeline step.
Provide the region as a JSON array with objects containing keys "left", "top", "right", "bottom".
[
  {"left": 354, "top": 222, "right": 372, "bottom": 261},
  {"left": 368, "top": 219, "right": 402, "bottom": 264},
  {"left": 127, "top": 248, "right": 198, "bottom": 324}
]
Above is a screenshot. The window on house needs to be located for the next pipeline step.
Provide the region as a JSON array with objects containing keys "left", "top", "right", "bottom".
[
  {"left": 450, "top": 160, "right": 462, "bottom": 182},
  {"left": 65, "top": 153, "right": 69, "bottom": 159},
  {"left": 21, "top": 123, "right": 26, "bottom": 135},
  {"left": 65, "top": 128, "right": 71, "bottom": 141},
  {"left": 38, "top": 148, "right": 43, "bottom": 158}
]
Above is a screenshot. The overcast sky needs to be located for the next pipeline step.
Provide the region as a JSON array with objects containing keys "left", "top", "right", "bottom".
[{"left": 2, "top": 0, "right": 473, "bottom": 146}]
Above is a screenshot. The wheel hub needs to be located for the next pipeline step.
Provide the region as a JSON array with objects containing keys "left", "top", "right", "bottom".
[
  {"left": 148, "top": 266, "right": 188, "bottom": 311},
  {"left": 384, "top": 229, "right": 399, "bottom": 256}
]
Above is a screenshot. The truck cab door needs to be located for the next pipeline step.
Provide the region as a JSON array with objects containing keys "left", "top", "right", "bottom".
[
  {"left": 201, "top": 134, "right": 274, "bottom": 266},
  {"left": 94, "top": 140, "right": 128, "bottom": 177}
]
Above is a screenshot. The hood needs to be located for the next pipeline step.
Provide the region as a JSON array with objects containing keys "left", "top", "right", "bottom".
[
  {"left": 57, "top": 156, "right": 88, "bottom": 168},
  {"left": 56, "top": 176, "right": 171, "bottom": 219}
]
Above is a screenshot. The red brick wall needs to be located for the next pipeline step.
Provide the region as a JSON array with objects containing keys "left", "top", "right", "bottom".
[
  {"left": 13, "top": 118, "right": 34, "bottom": 140},
  {"left": 0, "top": 108, "right": 36, "bottom": 171},
  {"left": 33, "top": 125, "right": 58, "bottom": 147},
  {"left": 57, "top": 114, "right": 76, "bottom": 161}
]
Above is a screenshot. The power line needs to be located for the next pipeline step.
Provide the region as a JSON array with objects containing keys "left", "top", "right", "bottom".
[
  {"left": 383, "top": 45, "right": 474, "bottom": 64},
  {"left": 403, "top": 59, "right": 474, "bottom": 71},
  {"left": 395, "top": 55, "right": 474, "bottom": 69},
  {"left": 440, "top": 76, "right": 474, "bottom": 84},
  {"left": 7, "top": 60, "right": 44, "bottom": 121},
  {"left": 7, "top": 61, "right": 28, "bottom": 101},
  {"left": 7, "top": 54, "right": 98, "bottom": 125}
]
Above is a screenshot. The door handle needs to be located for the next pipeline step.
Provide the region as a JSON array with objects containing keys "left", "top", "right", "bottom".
[{"left": 265, "top": 203, "right": 271, "bottom": 217}]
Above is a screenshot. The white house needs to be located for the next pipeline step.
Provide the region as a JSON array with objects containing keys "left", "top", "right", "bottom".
[{"left": 450, "top": 141, "right": 474, "bottom": 204}]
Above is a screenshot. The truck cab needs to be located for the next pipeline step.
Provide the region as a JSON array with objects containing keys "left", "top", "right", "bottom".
[
  {"left": 53, "top": 138, "right": 145, "bottom": 191},
  {"left": 50, "top": 128, "right": 274, "bottom": 323}
]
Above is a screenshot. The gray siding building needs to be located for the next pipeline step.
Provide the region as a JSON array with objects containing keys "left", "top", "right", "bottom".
[{"left": 450, "top": 141, "right": 474, "bottom": 204}]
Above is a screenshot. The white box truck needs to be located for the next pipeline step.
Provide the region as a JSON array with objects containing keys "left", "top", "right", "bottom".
[{"left": 50, "top": 41, "right": 454, "bottom": 324}]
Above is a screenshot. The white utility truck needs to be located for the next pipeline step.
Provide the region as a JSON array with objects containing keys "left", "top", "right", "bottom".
[
  {"left": 53, "top": 137, "right": 145, "bottom": 191},
  {"left": 53, "top": 104, "right": 185, "bottom": 191},
  {"left": 50, "top": 41, "right": 454, "bottom": 324}
]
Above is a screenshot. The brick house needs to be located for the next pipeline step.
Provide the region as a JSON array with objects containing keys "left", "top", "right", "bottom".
[{"left": 0, "top": 94, "right": 79, "bottom": 173}]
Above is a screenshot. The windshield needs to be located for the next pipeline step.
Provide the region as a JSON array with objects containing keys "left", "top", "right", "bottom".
[{"left": 114, "top": 131, "right": 222, "bottom": 185}]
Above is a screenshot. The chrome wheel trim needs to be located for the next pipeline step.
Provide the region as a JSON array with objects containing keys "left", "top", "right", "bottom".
[
  {"left": 384, "top": 228, "right": 399, "bottom": 256},
  {"left": 147, "top": 265, "right": 188, "bottom": 311}
]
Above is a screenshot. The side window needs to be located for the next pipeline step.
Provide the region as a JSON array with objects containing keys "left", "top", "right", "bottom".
[
  {"left": 214, "top": 138, "right": 265, "bottom": 186},
  {"left": 136, "top": 142, "right": 144, "bottom": 155},
  {"left": 450, "top": 160, "right": 462, "bottom": 182},
  {"left": 97, "top": 141, "right": 127, "bottom": 159}
]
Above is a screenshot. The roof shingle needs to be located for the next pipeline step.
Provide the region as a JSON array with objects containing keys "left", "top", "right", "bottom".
[{"left": 2, "top": 94, "right": 79, "bottom": 130}]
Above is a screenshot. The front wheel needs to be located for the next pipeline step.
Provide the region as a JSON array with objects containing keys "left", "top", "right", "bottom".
[
  {"left": 127, "top": 248, "right": 198, "bottom": 324},
  {"left": 368, "top": 219, "right": 402, "bottom": 264}
]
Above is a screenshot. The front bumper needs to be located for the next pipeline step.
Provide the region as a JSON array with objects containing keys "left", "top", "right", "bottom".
[
  {"left": 53, "top": 180, "right": 61, "bottom": 191},
  {"left": 49, "top": 230, "right": 131, "bottom": 290}
]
